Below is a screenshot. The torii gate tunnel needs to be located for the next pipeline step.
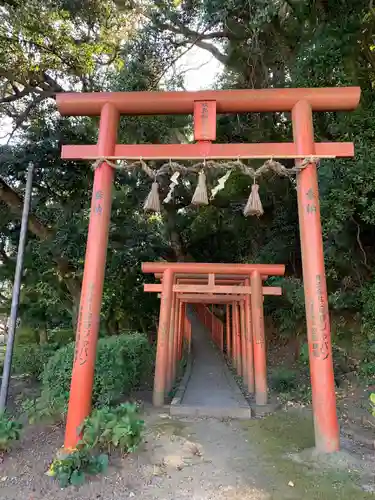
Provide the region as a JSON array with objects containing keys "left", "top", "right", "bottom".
[
  {"left": 56, "top": 86, "right": 361, "bottom": 454},
  {"left": 142, "top": 263, "right": 285, "bottom": 408}
]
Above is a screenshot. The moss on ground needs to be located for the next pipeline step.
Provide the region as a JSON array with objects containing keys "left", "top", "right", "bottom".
[
  {"left": 151, "top": 419, "right": 188, "bottom": 438},
  {"left": 244, "top": 409, "right": 373, "bottom": 500}
]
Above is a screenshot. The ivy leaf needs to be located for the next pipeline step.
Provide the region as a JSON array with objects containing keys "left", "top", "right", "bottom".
[
  {"left": 97, "top": 454, "right": 109, "bottom": 473},
  {"left": 70, "top": 470, "right": 85, "bottom": 487},
  {"left": 57, "top": 472, "right": 70, "bottom": 488}
]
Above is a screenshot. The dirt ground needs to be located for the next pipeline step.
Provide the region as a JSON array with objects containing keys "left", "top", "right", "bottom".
[
  {"left": 1, "top": 405, "right": 374, "bottom": 500},
  {"left": 267, "top": 340, "right": 375, "bottom": 450}
]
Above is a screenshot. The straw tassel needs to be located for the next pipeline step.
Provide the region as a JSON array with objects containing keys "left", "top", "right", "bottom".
[
  {"left": 143, "top": 181, "right": 161, "bottom": 213},
  {"left": 191, "top": 170, "right": 209, "bottom": 206},
  {"left": 243, "top": 182, "right": 264, "bottom": 217}
]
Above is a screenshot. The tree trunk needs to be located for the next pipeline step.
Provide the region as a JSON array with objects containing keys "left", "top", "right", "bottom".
[
  {"left": 104, "top": 304, "right": 122, "bottom": 336},
  {"left": 163, "top": 207, "right": 193, "bottom": 261},
  {"left": 106, "top": 318, "right": 119, "bottom": 336},
  {"left": 139, "top": 317, "right": 148, "bottom": 335},
  {"left": 39, "top": 327, "right": 48, "bottom": 344},
  {"left": 293, "top": 335, "right": 301, "bottom": 362}
]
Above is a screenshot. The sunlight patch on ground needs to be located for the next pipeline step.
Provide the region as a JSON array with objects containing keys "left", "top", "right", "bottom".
[{"left": 244, "top": 410, "right": 374, "bottom": 500}]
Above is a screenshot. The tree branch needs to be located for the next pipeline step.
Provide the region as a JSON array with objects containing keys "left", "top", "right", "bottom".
[
  {"left": 196, "top": 30, "right": 237, "bottom": 40},
  {"left": 42, "top": 72, "right": 64, "bottom": 92},
  {"left": 191, "top": 39, "right": 227, "bottom": 65},
  {"left": 1, "top": 86, "right": 40, "bottom": 104},
  {"left": 2, "top": 92, "right": 55, "bottom": 143},
  {"left": 157, "top": 22, "right": 228, "bottom": 65},
  {"left": 0, "top": 178, "right": 50, "bottom": 239},
  {"left": 351, "top": 216, "right": 371, "bottom": 271},
  {"left": 0, "top": 177, "right": 82, "bottom": 305}
]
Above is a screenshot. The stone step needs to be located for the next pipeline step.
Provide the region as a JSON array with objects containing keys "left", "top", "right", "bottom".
[{"left": 170, "top": 404, "right": 252, "bottom": 419}]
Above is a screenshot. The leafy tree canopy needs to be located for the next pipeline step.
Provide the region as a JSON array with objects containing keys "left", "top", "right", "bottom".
[{"left": 1, "top": 0, "right": 375, "bottom": 354}]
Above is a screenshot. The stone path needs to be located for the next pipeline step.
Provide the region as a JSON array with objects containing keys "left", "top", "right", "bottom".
[{"left": 173, "top": 308, "right": 251, "bottom": 418}]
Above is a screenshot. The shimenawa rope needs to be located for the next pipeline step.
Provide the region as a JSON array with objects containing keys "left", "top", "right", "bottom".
[{"left": 90, "top": 156, "right": 320, "bottom": 216}]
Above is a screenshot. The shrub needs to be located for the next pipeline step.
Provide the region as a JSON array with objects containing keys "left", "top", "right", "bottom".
[
  {"left": 360, "top": 360, "right": 375, "bottom": 379},
  {"left": 12, "top": 343, "right": 59, "bottom": 379},
  {"left": 81, "top": 403, "right": 144, "bottom": 454},
  {"left": 42, "top": 333, "right": 155, "bottom": 408},
  {"left": 14, "top": 326, "right": 38, "bottom": 345},
  {"left": 270, "top": 368, "right": 298, "bottom": 392},
  {"left": 0, "top": 413, "right": 22, "bottom": 452},
  {"left": 21, "top": 392, "right": 68, "bottom": 424},
  {"left": 267, "top": 277, "right": 306, "bottom": 339},
  {"left": 49, "top": 328, "right": 74, "bottom": 346},
  {"left": 271, "top": 371, "right": 312, "bottom": 405},
  {"left": 299, "top": 342, "right": 309, "bottom": 365},
  {"left": 358, "top": 341, "right": 375, "bottom": 380},
  {"left": 370, "top": 393, "right": 375, "bottom": 417},
  {"left": 362, "top": 281, "right": 375, "bottom": 341}
]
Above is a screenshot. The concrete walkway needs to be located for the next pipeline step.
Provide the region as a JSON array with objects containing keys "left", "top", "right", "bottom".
[{"left": 171, "top": 308, "right": 251, "bottom": 419}]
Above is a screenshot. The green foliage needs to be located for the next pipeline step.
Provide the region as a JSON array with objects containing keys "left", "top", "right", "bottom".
[
  {"left": 270, "top": 368, "right": 297, "bottom": 393},
  {"left": 20, "top": 392, "right": 68, "bottom": 424},
  {"left": 277, "top": 378, "right": 312, "bottom": 405},
  {"left": 92, "top": 333, "right": 154, "bottom": 404},
  {"left": 267, "top": 277, "right": 306, "bottom": 339},
  {"left": 14, "top": 326, "right": 38, "bottom": 345},
  {"left": 369, "top": 393, "right": 375, "bottom": 418},
  {"left": 39, "top": 333, "right": 154, "bottom": 415},
  {"left": 299, "top": 341, "right": 354, "bottom": 385},
  {"left": 270, "top": 365, "right": 312, "bottom": 405},
  {"left": 47, "top": 402, "right": 143, "bottom": 488},
  {"left": 12, "top": 343, "right": 58, "bottom": 379},
  {"left": 299, "top": 343, "right": 309, "bottom": 366},
  {"left": 361, "top": 280, "right": 375, "bottom": 341},
  {"left": 49, "top": 328, "right": 74, "bottom": 346},
  {"left": 47, "top": 449, "right": 109, "bottom": 488},
  {"left": 359, "top": 346, "right": 375, "bottom": 380},
  {"left": 81, "top": 403, "right": 144, "bottom": 454},
  {"left": 0, "top": 0, "right": 131, "bottom": 121},
  {"left": 0, "top": 413, "right": 22, "bottom": 452}
]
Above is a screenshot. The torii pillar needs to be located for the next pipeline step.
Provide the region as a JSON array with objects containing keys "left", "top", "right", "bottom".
[{"left": 293, "top": 101, "right": 340, "bottom": 452}]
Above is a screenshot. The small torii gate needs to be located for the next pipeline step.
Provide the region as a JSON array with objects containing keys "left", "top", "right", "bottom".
[
  {"left": 56, "top": 86, "right": 360, "bottom": 453},
  {"left": 142, "top": 262, "right": 284, "bottom": 408}
]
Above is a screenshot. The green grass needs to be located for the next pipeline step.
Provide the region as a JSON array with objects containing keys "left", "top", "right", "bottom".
[{"left": 244, "top": 410, "right": 373, "bottom": 500}]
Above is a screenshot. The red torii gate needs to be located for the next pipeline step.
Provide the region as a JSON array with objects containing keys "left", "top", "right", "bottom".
[
  {"left": 142, "top": 264, "right": 284, "bottom": 408},
  {"left": 56, "top": 86, "right": 360, "bottom": 453}
]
